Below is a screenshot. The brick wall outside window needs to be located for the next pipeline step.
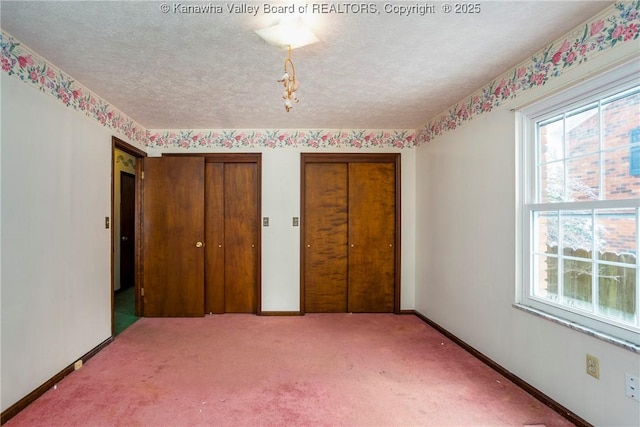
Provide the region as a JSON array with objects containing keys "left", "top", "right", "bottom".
[{"left": 539, "top": 91, "right": 639, "bottom": 254}]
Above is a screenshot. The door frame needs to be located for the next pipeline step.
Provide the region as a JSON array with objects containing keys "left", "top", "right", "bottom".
[
  {"left": 111, "top": 137, "right": 146, "bottom": 335},
  {"left": 300, "top": 153, "right": 402, "bottom": 314},
  {"left": 164, "top": 153, "right": 263, "bottom": 314}
]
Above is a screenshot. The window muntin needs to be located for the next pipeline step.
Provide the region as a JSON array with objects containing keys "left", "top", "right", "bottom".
[
  {"left": 531, "top": 208, "right": 637, "bottom": 328},
  {"left": 536, "top": 87, "right": 640, "bottom": 204},
  {"left": 523, "top": 75, "right": 640, "bottom": 344}
]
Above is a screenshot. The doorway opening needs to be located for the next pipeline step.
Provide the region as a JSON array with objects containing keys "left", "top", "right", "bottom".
[{"left": 112, "top": 137, "right": 146, "bottom": 335}]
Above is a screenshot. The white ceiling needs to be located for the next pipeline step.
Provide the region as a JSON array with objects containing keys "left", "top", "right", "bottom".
[{"left": 0, "top": 1, "right": 613, "bottom": 130}]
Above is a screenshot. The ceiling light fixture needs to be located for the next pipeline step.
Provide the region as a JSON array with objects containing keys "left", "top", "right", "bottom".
[
  {"left": 278, "top": 46, "right": 299, "bottom": 112},
  {"left": 256, "top": 19, "right": 319, "bottom": 112},
  {"left": 255, "top": 19, "right": 319, "bottom": 49}
]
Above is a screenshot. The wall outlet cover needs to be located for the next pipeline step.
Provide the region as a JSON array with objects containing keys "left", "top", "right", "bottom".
[
  {"left": 586, "top": 354, "right": 599, "bottom": 379},
  {"left": 625, "top": 373, "right": 640, "bottom": 402}
]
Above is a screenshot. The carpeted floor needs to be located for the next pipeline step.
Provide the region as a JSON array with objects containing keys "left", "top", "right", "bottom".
[
  {"left": 114, "top": 286, "right": 139, "bottom": 336},
  {"left": 6, "top": 314, "right": 574, "bottom": 426}
]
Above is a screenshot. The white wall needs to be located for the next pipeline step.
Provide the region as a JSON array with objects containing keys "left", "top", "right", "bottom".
[
  {"left": 0, "top": 74, "right": 140, "bottom": 412},
  {"left": 151, "top": 146, "right": 417, "bottom": 312},
  {"left": 414, "top": 53, "right": 640, "bottom": 426}
]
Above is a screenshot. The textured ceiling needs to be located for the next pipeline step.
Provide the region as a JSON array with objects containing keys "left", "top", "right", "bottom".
[{"left": 0, "top": 1, "right": 613, "bottom": 130}]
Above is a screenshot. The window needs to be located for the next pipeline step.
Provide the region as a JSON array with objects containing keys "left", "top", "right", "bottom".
[{"left": 520, "top": 63, "right": 640, "bottom": 345}]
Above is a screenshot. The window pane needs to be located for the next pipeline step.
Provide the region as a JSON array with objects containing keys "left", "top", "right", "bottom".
[
  {"left": 596, "top": 209, "right": 637, "bottom": 258},
  {"left": 533, "top": 254, "right": 558, "bottom": 301},
  {"left": 561, "top": 211, "right": 593, "bottom": 255},
  {"left": 527, "top": 80, "right": 640, "bottom": 338},
  {"left": 598, "top": 264, "right": 636, "bottom": 325},
  {"left": 602, "top": 90, "right": 640, "bottom": 151},
  {"left": 566, "top": 155, "right": 599, "bottom": 201},
  {"left": 539, "top": 161, "right": 564, "bottom": 203},
  {"left": 534, "top": 211, "right": 558, "bottom": 253},
  {"left": 603, "top": 147, "right": 640, "bottom": 200},
  {"left": 539, "top": 117, "right": 564, "bottom": 163},
  {"left": 563, "top": 259, "right": 593, "bottom": 311},
  {"left": 566, "top": 104, "right": 599, "bottom": 157}
]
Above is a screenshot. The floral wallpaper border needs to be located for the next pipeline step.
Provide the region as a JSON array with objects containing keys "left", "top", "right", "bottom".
[
  {"left": 1, "top": 31, "right": 147, "bottom": 146},
  {"left": 0, "top": 29, "right": 416, "bottom": 150},
  {"left": 1, "top": 1, "right": 638, "bottom": 149},
  {"left": 147, "top": 129, "right": 415, "bottom": 149},
  {"left": 415, "top": 1, "right": 640, "bottom": 144}
]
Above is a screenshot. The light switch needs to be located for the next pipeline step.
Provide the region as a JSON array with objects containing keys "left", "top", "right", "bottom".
[
  {"left": 263, "top": 217, "right": 269, "bottom": 227},
  {"left": 105, "top": 217, "right": 110, "bottom": 229},
  {"left": 293, "top": 217, "right": 299, "bottom": 226}
]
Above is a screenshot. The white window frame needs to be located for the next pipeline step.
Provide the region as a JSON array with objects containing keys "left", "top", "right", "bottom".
[{"left": 518, "top": 61, "right": 640, "bottom": 347}]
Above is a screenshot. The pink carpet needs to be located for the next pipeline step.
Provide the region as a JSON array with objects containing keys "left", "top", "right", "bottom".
[{"left": 6, "top": 314, "right": 574, "bottom": 426}]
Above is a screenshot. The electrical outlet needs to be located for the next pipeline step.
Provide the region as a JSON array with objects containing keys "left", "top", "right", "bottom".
[
  {"left": 263, "top": 217, "right": 269, "bottom": 227},
  {"left": 586, "top": 354, "right": 599, "bottom": 379},
  {"left": 626, "top": 373, "right": 640, "bottom": 402},
  {"left": 74, "top": 360, "right": 83, "bottom": 371}
]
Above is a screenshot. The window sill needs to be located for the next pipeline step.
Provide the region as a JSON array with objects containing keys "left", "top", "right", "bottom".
[{"left": 513, "top": 303, "right": 640, "bottom": 353}]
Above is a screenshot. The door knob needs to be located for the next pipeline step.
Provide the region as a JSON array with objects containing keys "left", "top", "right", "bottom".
[
  {"left": 196, "top": 241, "right": 204, "bottom": 248},
  {"left": 307, "top": 244, "right": 311, "bottom": 248},
  {"left": 350, "top": 244, "right": 354, "bottom": 248},
  {"left": 218, "top": 244, "right": 222, "bottom": 248},
  {"left": 122, "top": 236, "right": 128, "bottom": 241}
]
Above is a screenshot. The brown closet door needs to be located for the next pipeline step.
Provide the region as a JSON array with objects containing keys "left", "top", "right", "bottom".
[
  {"left": 348, "top": 162, "right": 395, "bottom": 312},
  {"left": 224, "top": 163, "right": 258, "bottom": 313},
  {"left": 143, "top": 157, "right": 205, "bottom": 317},
  {"left": 205, "top": 163, "right": 225, "bottom": 314},
  {"left": 304, "top": 163, "right": 349, "bottom": 312}
]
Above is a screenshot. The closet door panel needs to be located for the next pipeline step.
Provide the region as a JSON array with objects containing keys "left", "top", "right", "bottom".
[
  {"left": 304, "top": 163, "right": 349, "bottom": 312},
  {"left": 348, "top": 162, "right": 395, "bottom": 313},
  {"left": 142, "top": 157, "right": 205, "bottom": 317},
  {"left": 224, "top": 163, "right": 258, "bottom": 313},
  {"left": 205, "top": 162, "right": 225, "bottom": 314}
]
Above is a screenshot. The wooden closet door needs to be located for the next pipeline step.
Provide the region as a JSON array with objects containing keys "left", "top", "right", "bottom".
[
  {"left": 348, "top": 162, "right": 395, "bottom": 312},
  {"left": 205, "top": 163, "right": 225, "bottom": 314},
  {"left": 304, "top": 163, "right": 349, "bottom": 312},
  {"left": 224, "top": 163, "right": 258, "bottom": 313},
  {"left": 142, "top": 157, "right": 205, "bottom": 317}
]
